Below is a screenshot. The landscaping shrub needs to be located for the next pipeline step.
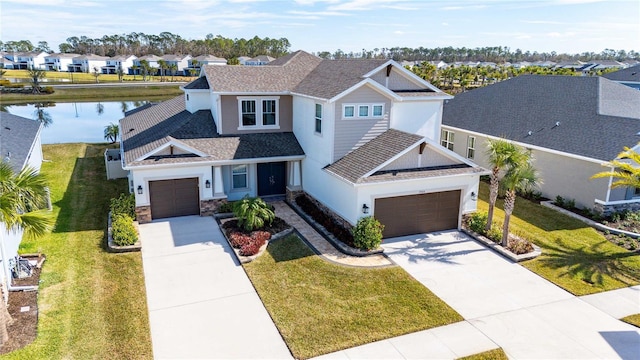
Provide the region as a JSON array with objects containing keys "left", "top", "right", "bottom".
[
  {"left": 240, "top": 239, "right": 264, "bottom": 256},
  {"left": 233, "top": 196, "right": 275, "bottom": 231},
  {"left": 295, "top": 194, "right": 355, "bottom": 247},
  {"left": 352, "top": 216, "right": 384, "bottom": 250},
  {"left": 507, "top": 236, "right": 534, "bottom": 255},
  {"left": 229, "top": 232, "right": 253, "bottom": 248},
  {"left": 111, "top": 214, "right": 138, "bottom": 246},
  {"left": 42, "top": 86, "right": 54, "bottom": 94},
  {"left": 486, "top": 223, "right": 503, "bottom": 244},
  {"left": 110, "top": 193, "right": 135, "bottom": 218},
  {"left": 216, "top": 201, "right": 235, "bottom": 213},
  {"left": 554, "top": 195, "right": 565, "bottom": 208},
  {"left": 467, "top": 212, "right": 488, "bottom": 234}
]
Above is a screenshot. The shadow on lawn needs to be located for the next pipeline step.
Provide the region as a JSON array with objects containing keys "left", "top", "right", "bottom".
[
  {"left": 535, "top": 239, "right": 640, "bottom": 287},
  {"left": 268, "top": 235, "right": 315, "bottom": 263},
  {"left": 53, "top": 143, "right": 127, "bottom": 234}
]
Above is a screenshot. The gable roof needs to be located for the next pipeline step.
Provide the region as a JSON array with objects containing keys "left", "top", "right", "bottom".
[
  {"left": 603, "top": 64, "right": 640, "bottom": 83},
  {"left": 194, "top": 54, "right": 226, "bottom": 62},
  {"left": 442, "top": 75, "right": 640, "bottom": 161},
  {"left": 120, "top": 96, "right": 304, "bottom": 167},
  {"left": 0, "top": 112, "right": 42, "bottom": 173},
  {"left": 183, "top": 76, "right": 209, "bottom": 90}
]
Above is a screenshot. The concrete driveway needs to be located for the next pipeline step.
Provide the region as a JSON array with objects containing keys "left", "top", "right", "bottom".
[
  {"left": 139, "top": 216, "right": 292, "bottom": 359},
  {"left": 382, "top": 231, "right": 640, "bottom": 359}
]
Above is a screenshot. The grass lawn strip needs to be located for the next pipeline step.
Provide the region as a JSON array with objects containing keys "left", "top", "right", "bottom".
[
  {"left": 0, "top": 86, "right": 183, "bottom": 104},
  {"left": 244, "top": 235, "right": 463, "bottom": 360},
  {"left": 4, "top": 143, "right": 152, "bottom": 359},
  {"left": 620, "top": 314, "right": 640, "bottom": 328},
  {"left": 476, "top": 182, "right": 640, "bottom": 295},
  {"left": 457, "top": 348, "right": 509, "bottom": 360}
]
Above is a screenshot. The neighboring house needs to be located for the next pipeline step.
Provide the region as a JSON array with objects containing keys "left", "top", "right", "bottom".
[
  {"left": 0, "top": 112, "right": 44, "bottom": 289},
  {"left": 603, "top": 64, "right": 640, "bottom": 90},
  {"left": 0, "top": 52, "right": 18, "bottom": 69},
  {"left": 184, "top": 55, "right": 227, "bottom": 76},
  {"left": 131, "top": 55, "right": 162, "bottom": 75},
  {"left": 161, "top": 54, "right": 192, "bottom": 75},
  {"left": 68, "top": 54, "right": 109, "bottom": 73},
  {"left": 244, "top": 55, "right": 274, "bottom": 66},
  {"left": 237, "top": 56, "right": 251, "bottom": 65},
  {"left": 102, "top": 55, "right": 137, "bottom": 74},
  {"left": 119, "top": 50, "right": 485, "bottom": 238},
  {"left": 44, "top": 53, "right": 79, "bottom": 71},
  {"left": 442, "top": 75, "right": 640, "bottom": 214},
  {"left": 5, "top": 51, "right": 50, "bottom": 69}
]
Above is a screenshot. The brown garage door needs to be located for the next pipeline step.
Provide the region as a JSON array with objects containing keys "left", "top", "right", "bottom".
[
  {"left": 374, "top": 190, "right": 461, "bottom": 238},
  {"left": 149, "top": 178, "right": 200, "bottom": 219}
]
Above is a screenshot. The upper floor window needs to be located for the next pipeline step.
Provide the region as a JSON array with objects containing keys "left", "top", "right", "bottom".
[
  {"left": 441, "top": 130, "right": 455, "bottom": 151},
  {"left": 467, "top": 136, "right": 476, "bottom": 159},
  {"left": 315, "top": 104, "right": 322, "bottom": 134},
  {"left": 343, "top": 103, "right": 384, "bottom": 119},
  {"left": 238, "top": 97, "right": 279, "bottom": 129}
]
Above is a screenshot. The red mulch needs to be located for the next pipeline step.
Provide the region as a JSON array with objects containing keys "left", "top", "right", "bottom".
[{"left": 0, "top": 254, "right": 43, "bottom": 355}]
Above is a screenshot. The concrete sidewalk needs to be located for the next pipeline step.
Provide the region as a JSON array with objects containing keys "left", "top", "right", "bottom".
[
  {"left": 378, "top": 231, "right": 640, "bottom": 359},
  {"left": 139, "top": 216, "right": 291, "bottom": 359}
]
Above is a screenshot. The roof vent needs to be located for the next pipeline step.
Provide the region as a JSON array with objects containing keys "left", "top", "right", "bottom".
[
  {"left": 527, "top": 131, "right": 532, "bottom": 136},
  {"left": 129, "top": 128, "right": 135, "bottom": 132},
  {"left": 555, "top": 121, "right": 560, "bottom": 127}
]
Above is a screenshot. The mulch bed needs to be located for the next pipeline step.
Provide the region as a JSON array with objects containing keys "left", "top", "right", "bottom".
[{"left": 0, "top": 254, "right": 44, "bottom": 355}]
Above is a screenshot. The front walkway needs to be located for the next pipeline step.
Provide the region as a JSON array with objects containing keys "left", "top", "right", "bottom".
[
  {"left": 272, "top": 201, "right": 392, "bottom": 267},
  {"left": 379, "top": 231, "right": 640, "bottom": 359},
  {"left": 139, "top": 216, "right": 292, "bottom": 359}
]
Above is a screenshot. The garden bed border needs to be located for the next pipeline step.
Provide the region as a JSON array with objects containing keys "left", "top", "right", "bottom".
[
  {"left": 541, "top": 201, "right": 640, "bottom": 239},
  {"left": 216, "top": 216, "right": 294, "bottom": 264},
  {"left": 461, "top": 228, "right": 541, "bottom": 262}
]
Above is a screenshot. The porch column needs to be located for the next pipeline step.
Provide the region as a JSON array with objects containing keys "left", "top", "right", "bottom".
[
  {"left": 213, "top": 166, "right": 225, "bottom": 198},
  {"left": 289, "top": 161, "right": 301, "bottom": 189}
]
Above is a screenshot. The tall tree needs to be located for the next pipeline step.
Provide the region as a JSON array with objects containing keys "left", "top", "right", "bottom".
[
  {"left": 500, "top": 155, "right": 540, "bottom": 246},
  {"left": 591, "top": 146, "right": 640, "bottom": 189},
  {"left": 484, "top": 139, "right": 527, "bottom": 232},
  {"left": 104, "top": 123, "right": 119, "bottom": 143},
  {"left": 27, "top": 67, "right": 46, "bottom": 94}
]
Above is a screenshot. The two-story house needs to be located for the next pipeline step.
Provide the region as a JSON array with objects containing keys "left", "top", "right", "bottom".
[
  {"left": 131, "top": 55, "right": 163, "bottom": 75},
  {"left": 161, "top": 54, "right": 192, "bottom": 75},
  {"left": 120, "top": 51, "right": 485, "bottom": 238},
  {"left": 12, "top": 51, "right": 49, "bottom": 69},
  {"left": 44, "top": 53, "right": 79, "bottom": 71},
  {"left": 102, "top": 55, "right": 137, "bottom": 74},
  {"left": 68, "top": 54, "right": 109, "bottom": 73},
  {"left": 244, "top": 55, "right": 274, "bottom": 66}
]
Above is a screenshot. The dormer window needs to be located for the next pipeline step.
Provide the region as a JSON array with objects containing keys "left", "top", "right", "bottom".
[{"left": 237, "top": 97, "right": 280, "bottom": 130}]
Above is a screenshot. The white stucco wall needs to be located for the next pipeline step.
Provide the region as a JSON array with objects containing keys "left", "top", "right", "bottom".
[
  {"left": 26, "top": 134, "right": 43, "bottom": 173},
  {"left": 185, "top": 90, "right": 211, "bottom": 113},
  {"left": 390, "top": 100, "right": 442, "bottom": 141},
  {"left": 1, "top": 222, "right": 24, "bottom": 270},
  {"left": 301, "top": 157, "right": 357, "bottom": 224}
]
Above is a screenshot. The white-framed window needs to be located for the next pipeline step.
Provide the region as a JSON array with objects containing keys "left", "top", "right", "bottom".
[
  {"left": 344, "top": 105, "right": 355, "bottom": 118},
  {"left": 315, "top": 103, "right": 322, "bottom": 134},
  {"left": 231, "top": 164, "right": 248, "bottom": 189},
  {"left": 441, "top": 130, "right": 455, "bottom": 151},
  {"left": 343, "top": 103, "right": 384, "bottom": 119},
  {"left": 237, "top": 97, "right": 280, "bottom": 129},
  {"left": 467, "top": 136, "right": 476, "bottom": 159}
]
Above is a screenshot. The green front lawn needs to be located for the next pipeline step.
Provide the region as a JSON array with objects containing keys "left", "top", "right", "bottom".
[
  {"left": 244, "top": 235, "right": 463, "bottom": 359},
  {"left": 5, "top": 143, "right": 152, "bottom": 359},
  {"left": 621, "top": 314, "right": 640, "bottom": 328},
  {"left": 458, "top": 348, "right": 508, "bottom": 360},
  {"left": 477, "top": 182, "right": 640, "bottom": 295}
]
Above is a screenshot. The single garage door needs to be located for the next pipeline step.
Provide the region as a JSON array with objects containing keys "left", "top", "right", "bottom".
[
  {"left": 149, "top": 178, "right": 200, "bottom": 219},
  {"left": 374, "top": 190, "right": 461, "bottom": 238}
]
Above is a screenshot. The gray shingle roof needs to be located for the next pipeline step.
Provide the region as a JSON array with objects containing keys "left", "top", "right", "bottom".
[
  {"left": 325, "top": 129, "right": 423, "bottom": 183},
  {"left": 183, "top": 76, "right": 209, "bottom": 89},
  {"left": 0, "top": 112, "right": 42, "bottom": 173},
  {"left": 442, "top": 75, "right": 640, "bottom": 161},
  {"left": 602, "top": 64, "right": 640, "bottom": 82},
  {"left": 120, "top": 96, "right": 304, "bottom": 167},
  {"left": 363, "top": 164, "right": 484, "bottom": 184}
]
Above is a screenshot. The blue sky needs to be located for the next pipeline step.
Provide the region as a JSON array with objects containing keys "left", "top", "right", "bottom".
[{"left": 1, "top": 0, "right": 638, "bottom": 55}]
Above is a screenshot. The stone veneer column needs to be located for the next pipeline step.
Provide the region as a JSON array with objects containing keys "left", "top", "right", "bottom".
[
  {"left": 200, "top": 199, "right": 227, "bottom": 216},
  {"left": 135, "top": 205, "right": 151, "bottom": 224}
]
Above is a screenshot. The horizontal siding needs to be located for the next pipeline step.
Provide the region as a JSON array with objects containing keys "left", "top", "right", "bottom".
[
  {"left": 381, "top": 146, "right": 459, "bottom": 171},
  {"left": 334, "top": 86, "right": 390, "bottom": 161},
  {"left": 370, "top": 67, "right": 423, "bottom": 90},
  {"left": 220, "top": 95, "right": 293, "bottom": 134}
]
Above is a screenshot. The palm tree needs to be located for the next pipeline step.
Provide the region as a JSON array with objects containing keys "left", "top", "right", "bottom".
[
  {"left": 104, "top": 123, "right": 119, "bottom": 143},
  {"left": 232, "top": 196, "right": 275, "bottom": 231},
  {"left": 485, "top": 138, "right": 526, "bottom": 232},
  {"left": 131, "top": 64, "right": 139, "bottom": 81},
  {"left": 500, "top": 157, "right": 540, "bottom": 247},
  {"left": 168, "top": 63, "right": 178, "bottom": 82},
  {"left": 157, "top": 59, "right": 167, "bottom": 82},
  {"left": 27, "top": 67, "right": 46, "bottom": 94},
  {"left": 591, "top": 146, "right": 640, "bottom": 189},
  {"left": 0, "top": 162, "right": 52, "bottom": 342}
]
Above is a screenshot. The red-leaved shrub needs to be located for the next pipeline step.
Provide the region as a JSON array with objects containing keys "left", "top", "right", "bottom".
[{"left": 229, "top": 232, "right": 252, "bottom": 249}]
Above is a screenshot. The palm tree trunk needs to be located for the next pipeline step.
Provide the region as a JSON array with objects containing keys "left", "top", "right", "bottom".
[
  {"left": 501, "top": 190, "right": 516, "bottom": 247},
  {"left": 486, "top": 167, "right": 500, "bottom": 232}
]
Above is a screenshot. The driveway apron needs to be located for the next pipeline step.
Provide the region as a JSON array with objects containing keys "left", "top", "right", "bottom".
[
  {"left": 139, "top": 216, "right": 292, "bottom": 359},
  {"left": 382, "top": 231, "right": 640, "bottom": 360}
]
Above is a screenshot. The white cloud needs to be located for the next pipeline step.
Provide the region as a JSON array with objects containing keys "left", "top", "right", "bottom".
[
  {"left": 394, "top": 30, "right": 404, "bottom": 35},
  {"left": 442, "top": 22, "right": 449, "bottom": 26},
  {"left": 327, "top": 0, "right": 407, "bottom": 11}
]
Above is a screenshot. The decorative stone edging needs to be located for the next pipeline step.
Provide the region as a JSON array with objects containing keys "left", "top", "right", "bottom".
[
  {"left": 106, "top": 211, "right": 142, "bottom": 253},
  {"left": 216, "top": 217, "right": 294, "bottom": 264},
  {"left": 285, "top": 200, "right": 384, "bottom": 257},
  {"left": 461, "top": 228, "right": 542, "bottom": 262},
  {"left": 541, "top": 201, "right": 640, "bottom": 239}
]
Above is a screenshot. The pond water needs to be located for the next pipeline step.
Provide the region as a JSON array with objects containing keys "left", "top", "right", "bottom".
[{"left": 3, "top": 100, "right": 152, "bottom": 144}]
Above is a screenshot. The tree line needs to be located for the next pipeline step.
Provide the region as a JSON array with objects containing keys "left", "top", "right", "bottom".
[
  {"left": 2, "top": 33, "right": 638, "bottom": 64},
  {"left": 0, "top": 33, "right": 291, "bottom": 59}
]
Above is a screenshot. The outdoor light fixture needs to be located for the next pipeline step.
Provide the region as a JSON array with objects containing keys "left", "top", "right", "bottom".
[
  {"left": 362, "top": 204, "right": 369, "bottom": 214},
  {"left": 471, "top": 191, "right": 477, "bottom": 201},
  {"left": 205, "top": 180, "right": 211, "bottom": 188},
  {"left": 137, "top": 185, "right": 143, "bottom": 195}
]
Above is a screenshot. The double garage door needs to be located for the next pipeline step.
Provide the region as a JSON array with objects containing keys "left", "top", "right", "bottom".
[
  {"left": 374, "top": 190, "right": 461, "bottom": 238},
  {"left": 149, "top": 178, "right": 200, "bottom": 219}
]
